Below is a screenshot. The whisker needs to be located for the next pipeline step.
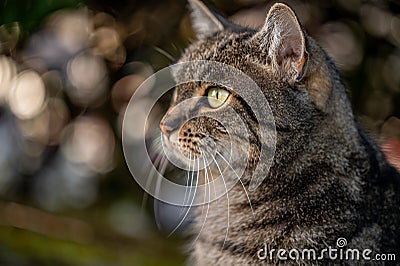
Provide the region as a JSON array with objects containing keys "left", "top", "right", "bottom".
[
  {"left": 211, "top": 154, "right": 230, "bottom": 250},
  {"left": 178, "top": 168, "right": 191, "bottom": 218},
  {"left": 215, "top": 151, "right": 255, "bottom": 219},
  {"left": 193, "top": 149, "right": 212, "bottom": 244},
  {"left": 180, "top": 152, "right": 193, "bottom": 217},
  {"left": 141, "top": 147, "right": 164, "bottom": 211},
  {"left": 153, "top": 46, "right": 176, "bottom": 62},
  {"left": 204, "top": 152, "right": 217, "bottom": 200},
  {"left": 171, "top": 43, "right": 179, "bottom": 52},
  {"left": 154, "top": 156, "right": 169, "bottom": 230},
  {"left": 148, "top": 135, "right": 163, "bottom": 158},
  {"left": 167, "top": 154, "right": 200, "bottom": 237},
  {"left": 216, "top": 151, "right": 256, "bottom": 246}
]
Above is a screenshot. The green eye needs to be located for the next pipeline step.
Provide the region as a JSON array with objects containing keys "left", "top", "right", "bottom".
[{"left": 207, "top": 87, "right": 230, "bottom": 108}]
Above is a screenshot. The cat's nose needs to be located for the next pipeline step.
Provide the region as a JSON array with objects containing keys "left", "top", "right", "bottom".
[
  {"left": 160, "top": 122, "right": 174, "bottom": 138},
  {"left": 160, "top": 113, "right": 176, "bottom": 138}
]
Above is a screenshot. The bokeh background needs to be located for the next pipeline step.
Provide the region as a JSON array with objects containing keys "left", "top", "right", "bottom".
[{"left": 0, "top": 0, "right": 399, "bottom": 265}]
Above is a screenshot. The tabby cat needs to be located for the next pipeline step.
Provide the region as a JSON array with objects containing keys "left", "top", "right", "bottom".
[{"left": 159, "top": 0, "right": 400, "bottom": 264}]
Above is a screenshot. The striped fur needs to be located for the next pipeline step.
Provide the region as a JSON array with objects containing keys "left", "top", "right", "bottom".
[{"left": 162, "top": 2, "right": 400, "bottom": 265}]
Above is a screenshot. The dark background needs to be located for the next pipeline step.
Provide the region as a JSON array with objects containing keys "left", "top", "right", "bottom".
[{"left": 0, "top": 0, "right": 399, "bottom": 265}]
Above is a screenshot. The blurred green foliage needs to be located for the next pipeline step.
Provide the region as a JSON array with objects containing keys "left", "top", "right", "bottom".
[{"left": 0, "top": 0, "right": 81, "bottom": 34}]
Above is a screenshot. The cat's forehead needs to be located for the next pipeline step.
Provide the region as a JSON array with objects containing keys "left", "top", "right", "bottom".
[
  {"left": 169, "top": 31, "right": 250, "bottom": 101},
  {"left": 180, "top": 30, "right": 254, "bottom": 63},
  {"left": 172, "top": 29, "right": 284, "bottom": 103}
]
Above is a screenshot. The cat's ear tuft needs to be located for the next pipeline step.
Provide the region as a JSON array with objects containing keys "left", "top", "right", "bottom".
[
  {"left": 255, "top": 3, "right": 307, "bottom": 81},
  {"left": 188, "top": 0, "right": 227, "bottom": 39}
]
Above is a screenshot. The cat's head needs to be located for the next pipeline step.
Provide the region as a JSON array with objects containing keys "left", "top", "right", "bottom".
[{"left": 160, "top": 0, "right": 346, "bottom": 169}]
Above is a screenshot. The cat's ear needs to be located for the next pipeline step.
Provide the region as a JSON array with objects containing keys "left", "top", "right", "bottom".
[
  {"left": 188, "top": 0, "right": 230, "bottom": 39},
  {"left": 254, "top": 3, "right": 307, "bottom": 82}
]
